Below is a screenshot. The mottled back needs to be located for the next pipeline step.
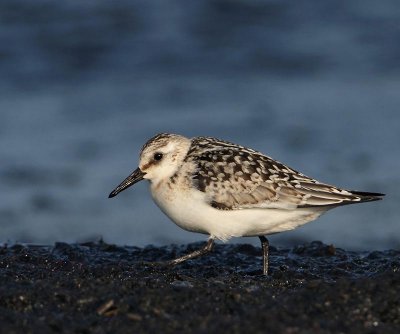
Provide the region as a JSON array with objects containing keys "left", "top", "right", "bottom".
[{"left": 185, "top": 136, "right": 380, "bottom": 210}]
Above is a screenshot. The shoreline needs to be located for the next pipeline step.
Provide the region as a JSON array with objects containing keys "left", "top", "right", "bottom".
[{"left": 1, "top": 241, "right": 399, "bottom": 333}]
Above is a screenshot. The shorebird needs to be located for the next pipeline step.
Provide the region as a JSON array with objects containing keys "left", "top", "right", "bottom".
[{"left": 109, "top": 133, "right": 384, "bottom": 275}]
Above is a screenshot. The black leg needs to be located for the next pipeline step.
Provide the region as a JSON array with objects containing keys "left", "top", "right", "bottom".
[
  {"left": 166, "top": 238, "right": 214, "bottom": 266},
  {"left": 259, "top": 236, "right": 269, "bottom": 275}
]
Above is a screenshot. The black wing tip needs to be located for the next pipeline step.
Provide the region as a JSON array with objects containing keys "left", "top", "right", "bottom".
[{"left": 350, "top": 190, "right": 385, "bottom": 201}]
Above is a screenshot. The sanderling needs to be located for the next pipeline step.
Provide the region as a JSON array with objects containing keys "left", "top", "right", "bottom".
[{"left": 109, "top": 133, "right": 384, "bottom": 275}]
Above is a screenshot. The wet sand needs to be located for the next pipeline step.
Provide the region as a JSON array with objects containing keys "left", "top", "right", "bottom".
[{"left": 0, "top": 241, "right": 399, "bottom": 333}]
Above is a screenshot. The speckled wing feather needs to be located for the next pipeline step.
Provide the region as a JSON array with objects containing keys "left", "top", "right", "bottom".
[{"left": 186, "top": 137, "right": 382, "bottom": 210}]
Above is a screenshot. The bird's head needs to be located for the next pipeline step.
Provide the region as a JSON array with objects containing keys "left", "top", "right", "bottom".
[{"left": 108, "top": 133, "right": 191, "bottom": 198}]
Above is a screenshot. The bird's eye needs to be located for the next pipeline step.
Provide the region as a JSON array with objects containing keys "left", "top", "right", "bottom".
[{"left": 154, "top": 152, "right": 163, "bottom": 161}]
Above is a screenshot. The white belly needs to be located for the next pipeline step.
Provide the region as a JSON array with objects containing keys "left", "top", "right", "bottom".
[{"left": 150, "top": 181, "right": 326, "bottom": 242}]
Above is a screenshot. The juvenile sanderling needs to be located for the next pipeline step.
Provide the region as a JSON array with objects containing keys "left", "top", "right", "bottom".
[{"left": 109, "top": 133, "right": 384, "bottom": 275}]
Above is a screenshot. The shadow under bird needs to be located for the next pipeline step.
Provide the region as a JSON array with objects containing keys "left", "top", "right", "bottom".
[{"left": 109, "top": 133, "right": 384, "bottom": 275}]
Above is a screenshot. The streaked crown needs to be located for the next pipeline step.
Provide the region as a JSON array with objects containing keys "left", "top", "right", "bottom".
[{"left": 139, "top": 133, "right": 191, "bottom": 184}]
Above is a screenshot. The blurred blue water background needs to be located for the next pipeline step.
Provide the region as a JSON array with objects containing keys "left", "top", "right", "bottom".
[{"left": 1, "top": 0, "right": 399, "bottom": 249}]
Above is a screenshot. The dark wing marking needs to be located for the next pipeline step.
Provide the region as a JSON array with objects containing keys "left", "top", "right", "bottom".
[{"left": 187, "top": 137, "right": 384, "bottom": 210}]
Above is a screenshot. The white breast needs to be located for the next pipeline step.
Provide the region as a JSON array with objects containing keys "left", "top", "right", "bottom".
[
  {"left": 150, "top": 180, "right": 327, "bottom": 242},
  {"left": 151, "top": 179, "right": 326, "bottom": 241}
]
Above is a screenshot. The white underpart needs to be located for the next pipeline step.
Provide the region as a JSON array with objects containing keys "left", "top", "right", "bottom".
[{"left": 150, "top": 180, "right": 327, "bottom": 242}]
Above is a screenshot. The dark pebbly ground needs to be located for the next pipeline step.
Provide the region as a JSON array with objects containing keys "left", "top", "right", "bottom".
[{"left": 0, "top": 240, "right": 399, "bottom": 334}]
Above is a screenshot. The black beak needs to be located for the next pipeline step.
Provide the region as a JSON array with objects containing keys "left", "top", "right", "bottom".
[{"left": 108, "top": 167, "right": 146, "bottom": 198}]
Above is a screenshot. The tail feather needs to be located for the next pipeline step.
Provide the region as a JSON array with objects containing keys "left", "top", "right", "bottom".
[{"left": 298, "top": 189, "right": 385, "bottom": 208}]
